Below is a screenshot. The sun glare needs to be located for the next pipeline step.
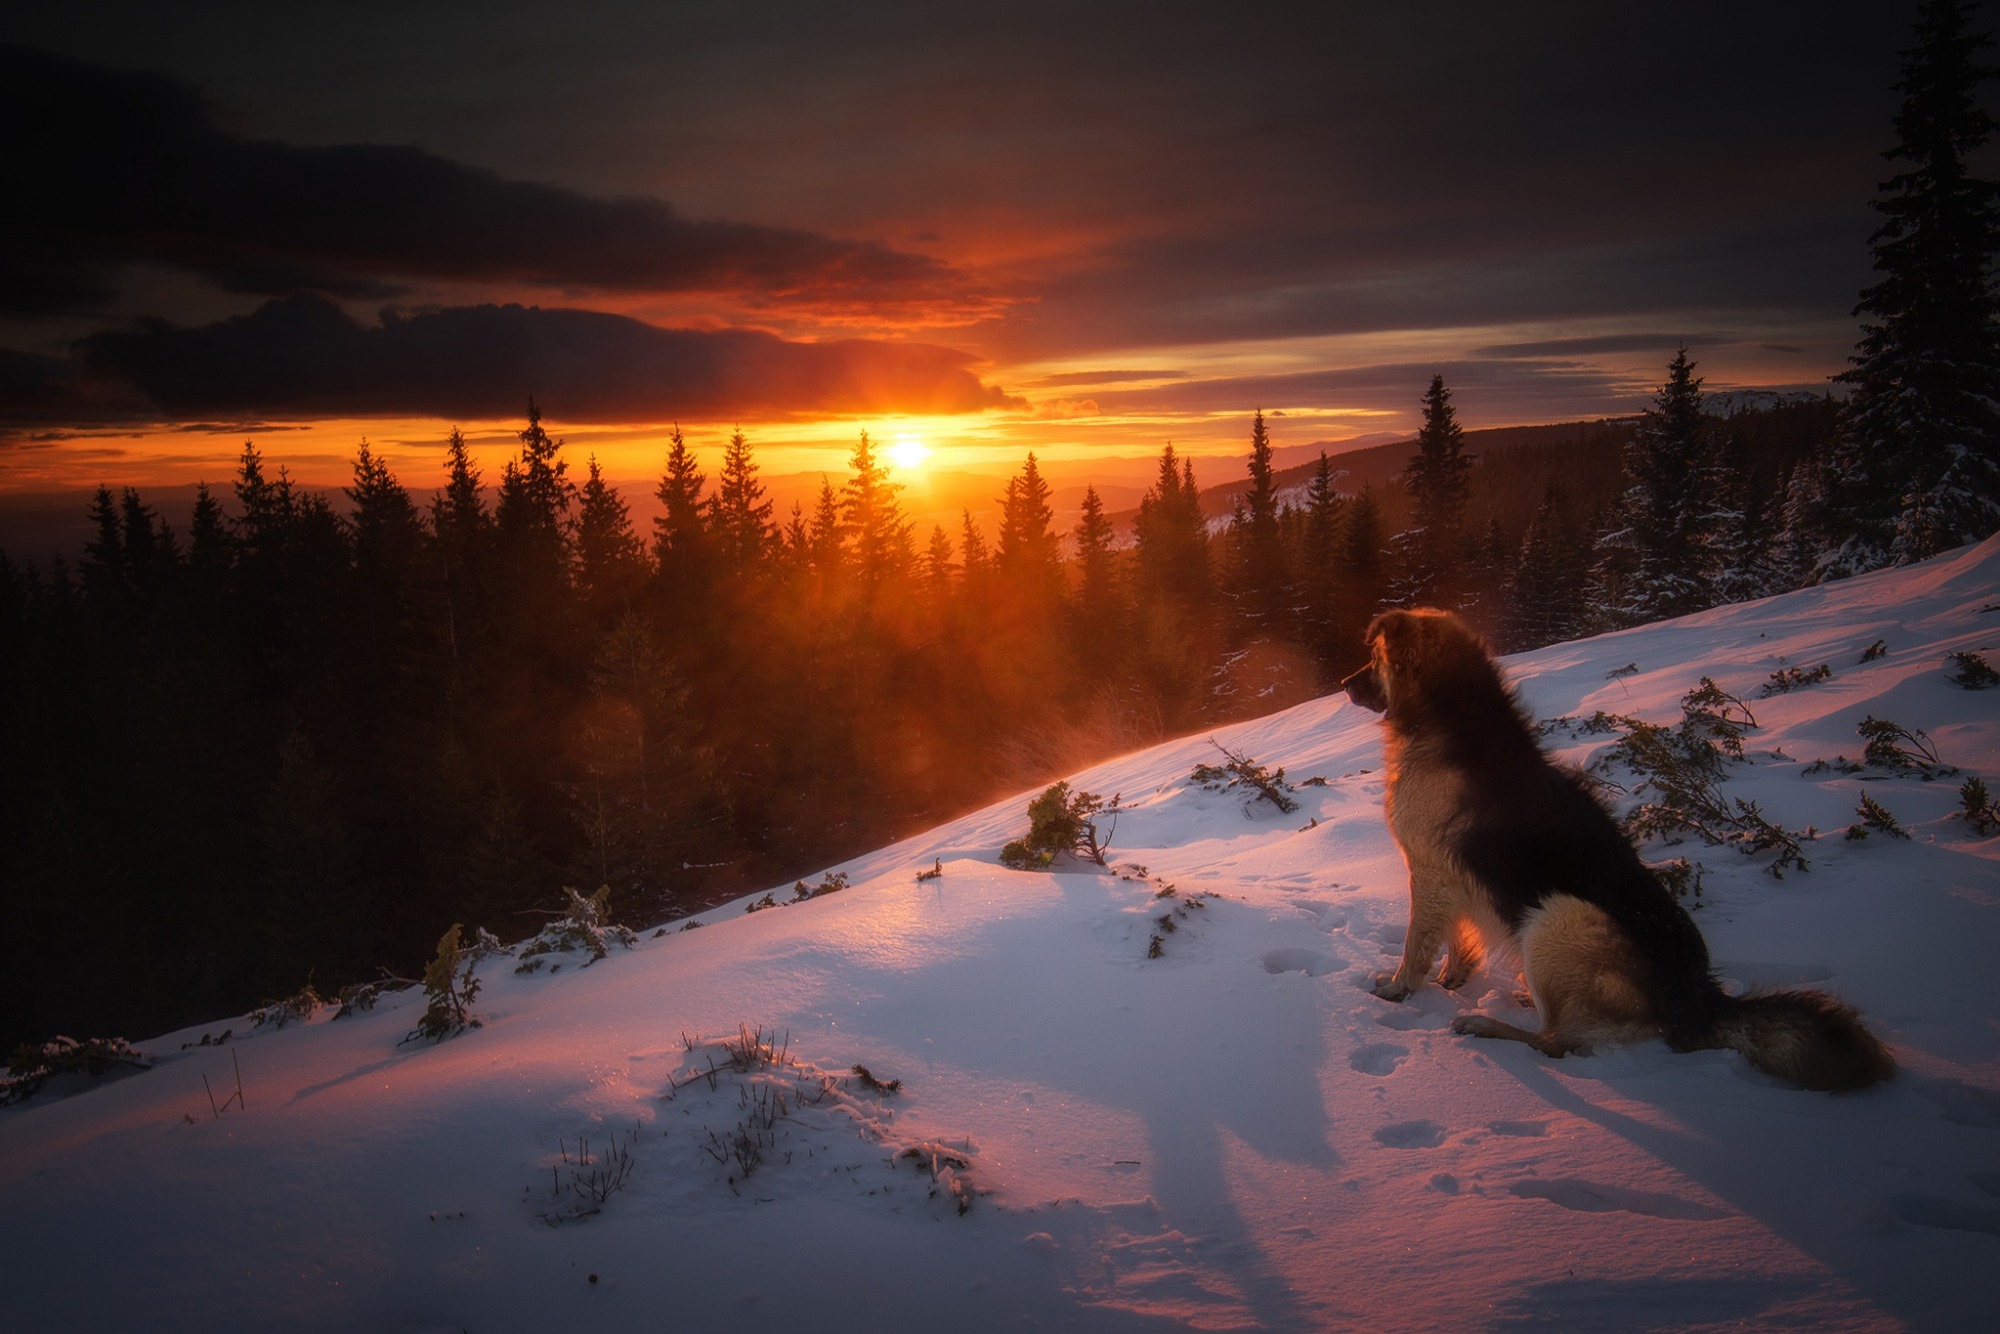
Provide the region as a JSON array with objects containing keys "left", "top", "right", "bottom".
[{"left": 886, "top": 434, "right": 932, "bottom": 472}]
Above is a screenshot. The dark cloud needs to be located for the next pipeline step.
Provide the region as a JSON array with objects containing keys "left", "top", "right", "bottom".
[
  {"left": 1018, "top": 369, "right": 1190, "bottom": 388},
  {"left": 0, "top": 42, "right": 975, "bottom": 318},
  {"left": 1084, "top": 360, "right": 1642, "bottom": 427},
  {"left": 1472, "top": 334, "right": 1735, "bottom": 360},
  {"left": 20, "top": 295, "right": 1019, "bottom": 428}
]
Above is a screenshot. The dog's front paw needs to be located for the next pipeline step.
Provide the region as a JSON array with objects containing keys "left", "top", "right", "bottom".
[
  {"left": 1371, "top": 973, "right": 1413, "bottom": 1002},
  {"left": 1451, "top": 1014, "right": 1501, "bottom": 1037}
]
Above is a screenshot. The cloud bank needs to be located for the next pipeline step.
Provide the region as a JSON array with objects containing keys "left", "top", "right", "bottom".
[
  {"left": 0, "top": 296, "right": 1021, "bottom": 429},
  {"left": 1, "top": 42, "right": 975, "bottom": 318}
]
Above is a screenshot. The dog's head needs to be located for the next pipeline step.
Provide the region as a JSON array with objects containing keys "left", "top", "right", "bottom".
[{"left": 1341, "top": 608, "right": 1490, "bottom": 716}]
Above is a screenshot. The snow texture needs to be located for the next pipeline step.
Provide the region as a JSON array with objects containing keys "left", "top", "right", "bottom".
[{"left": 5, "top": 536, "right": 2000, "bottom": 1331}]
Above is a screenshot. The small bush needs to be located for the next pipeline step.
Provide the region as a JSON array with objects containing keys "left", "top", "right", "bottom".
[
  {"left": 2, "top": 1036, "right": 150, "bottom": 1105},
  {"left": 852, "top": 1064, "right": 903, "bottom": 1095},
  {"left": 1861, "top": 639, "right": 1889, "bottom": 662},
  {"left": 404, "top": 924, "right": 482, "bottom": 1044},
  {"left": 1947, "top": 650, "right": 2000, "bottom": 689},
  {"left": 1190, "top": 741, "right": 1300, "bottom": 814},
  {"left": 1857, "top": 715, "right": 1951, "bottom": 775},
  {"left": 791, "top": 871, "right": 849, "bottom": 902},
  {"left": 250, "top": 984, "right": 324, "bottom": 1030},
  {"left": 334, "top": 979, "right": 402, "bottom": 1019},
  {"left": 1846, "top": 792, "right": 1910, "bottom": 841},
  {"left": 1591, "top": 680, "right": 1812, "bottom": 877},
  {"left": 1958, "top": 776, "right": 1999, "bottom": 835},
  {"left": 537, "top": 1125, "right": 640, "bottom": 1226},
  {"left": 517, "top": 886, "right": 635, "bottom": 971},
  {"left": 1000, "top": 781, "right": 1116, "bottom": 869},
  {"left": 1760, "top": 663, "right": 1831, "bottom": 696}
]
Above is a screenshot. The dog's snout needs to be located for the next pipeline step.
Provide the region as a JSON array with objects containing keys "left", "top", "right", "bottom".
[{"left": 1342, "top": 664, "right": 1386, "bottom": 712}]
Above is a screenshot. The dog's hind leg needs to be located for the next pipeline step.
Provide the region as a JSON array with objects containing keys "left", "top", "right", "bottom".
[
  {"left": 1451, "top": 1012, "right": 1582, "bottom": 1058},
  {"left": 1373, "top": 867, "right": 1456, "bottom": 1001},
  {"left": 1436, "top": 919, "right": 1485, "bottom": 991}
]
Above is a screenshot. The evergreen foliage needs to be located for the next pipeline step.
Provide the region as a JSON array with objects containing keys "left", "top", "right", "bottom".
[
  {"left": 1392, "top": 375, "right": 1473, "bottom": 607},
  {"left": 1597, "top": 348, "right": 1727, "bottom": 625},
  {"left": 999, "top": 782, "right": 1116, "bottom": 870},
  {"left": 1827, "top": 0, "right": 2000, "bottom": 572},
  {"left": 1228, "top": 410, "right": 1292, "bottom": 634}
]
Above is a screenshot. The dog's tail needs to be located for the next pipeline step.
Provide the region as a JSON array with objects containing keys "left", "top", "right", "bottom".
[{"left": 1695, "top": 989, "right": 1894, "bottom": 1092}]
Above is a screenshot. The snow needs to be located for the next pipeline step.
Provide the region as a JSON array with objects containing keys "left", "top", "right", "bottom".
[{"left": 6, "top": 539, "right": 2000, "bottom": 1332}]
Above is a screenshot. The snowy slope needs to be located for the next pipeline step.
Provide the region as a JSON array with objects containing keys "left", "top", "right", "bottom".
[{"left": 4, "top": 538, "right": 2000, "bottom": 1332}]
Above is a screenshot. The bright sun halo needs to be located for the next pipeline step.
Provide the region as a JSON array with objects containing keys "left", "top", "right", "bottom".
[{"left": 886, "top": 434, "right": 931, "bottom": 471}]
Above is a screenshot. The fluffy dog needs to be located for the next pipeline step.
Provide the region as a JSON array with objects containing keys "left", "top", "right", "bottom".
[{"left": 1341, "top": 608, "right": 1893, "bottom": 1092}]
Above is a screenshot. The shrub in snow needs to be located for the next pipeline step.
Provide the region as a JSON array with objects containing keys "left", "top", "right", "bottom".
[
  {"left": 1190, "top": 741, "right": 1302, "bottom": 814},
  {"left": 334, "top": 979, "right": 402, "bottom": 1019},
  {"left": 791, "top": 871, "right": 848, "bottom": 901},
  {"left": 1760, "top": 663, "right": 1832, "bottom": 696},
  {"left": 516, "top": 886, "right": 635, "bottom": 972},
  {"left": 2, "top": 1036, "right": 150, "bottom": 1105},
  {"left": 535, "top": 1125, "right": 640, "bottom": 1226},
  {"left": 1000, "top": 781, "right": 1116, "bottom": 869},
  {"left": 1846, "top": 792, "right": 1912, "bottom": 841},
  {"left": 851, "top": 1063, "right": 902, "bottom": 1094},
  {"left": 1948, "top": 650, "right": 2000, "bottom": 689},
  {"left": 1857, "top": 715, "right": 1953, "bottom": 775},
  {"left": 250, "top": 984, "right": 324, "bottom": 1030},
  {"left": 1581, "top": 679, "right": 1814, "bottom": 877},
  {"left": 1960, "top": 776, "right": 2000, "bottom": 835},
  {"left": 404, "top": 924, "right": 482, "bottom": 1044}
]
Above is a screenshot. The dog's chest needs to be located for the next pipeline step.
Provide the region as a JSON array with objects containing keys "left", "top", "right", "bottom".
[{"left": 1382, "top": 738, "right": 1466, "bottom": 861}]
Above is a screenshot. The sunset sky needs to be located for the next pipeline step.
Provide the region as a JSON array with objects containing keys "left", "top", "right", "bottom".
[{"left": 0, "top": 1, "right": 1944, "bottom": 495}]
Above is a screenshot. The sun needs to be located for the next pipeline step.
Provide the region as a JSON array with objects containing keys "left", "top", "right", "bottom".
[{"left": 886, "top": 434, "right": 931, "bottom": 472}]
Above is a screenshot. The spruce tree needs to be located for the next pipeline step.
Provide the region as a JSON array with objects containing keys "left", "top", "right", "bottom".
[
  {"left": 996, "top": 452, "right": 1062, "bottom": 609},
  {"left": 1394, "top": 375, "right": 1473, "bottom": 607},
  {"left": 1071, "top": 485, "right": 1117, "bottom": 613},
  {"left": 1228, "top": 409, "right": 1291, "bottom": 634},
  {"left": 1596, "top": 348, "right": 1723, "bottom": 624},
  {"left": 432, "top": 427, "right": 492, "bottom": 674},
  {"left": 650, "top": 425, "right": 715, "bottom": 635},
  {"left": 1830, "top": 0, "right": 2000, "bottom": 570},
  {"left": 923, "top": 524, "right": 956, "bottom": 602},
  {"left": 572, "top": 456, "right": 646, "bottom": 619},
  {"left": 808, "top": 477, "right": 846, "bottom": 575},
  {"left": 840, "top": 430, "right": 914, "bottom": 592},
  {"left": 495, "top": 400, "right": 574, "bottom": 598},
  {"left": 1134, "top": 442, "right": 1209, "bottom": 606},
  {"left": 1504, "top": 483, "right": 1591, "bottom": 651},
  {"left": 1296, "top": 451, "right": 1346, "bottom": 661},
  {"left": 709, "top": 428, "right": 775, "bottom": 575},
  {"left": 958, "top": 509, "right": 992, "bottom": 594}
]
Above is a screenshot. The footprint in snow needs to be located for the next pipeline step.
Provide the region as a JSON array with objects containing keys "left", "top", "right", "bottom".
[
  {"left": 1349, "top": 1042, "right": 1409, "bottom": 1076},
  {"left": 1373, "top": 1120, "right": 1446, "bottom": 1149},
  {"left": 1261, "top": 948, "right": 1334, "bottom": 977}
]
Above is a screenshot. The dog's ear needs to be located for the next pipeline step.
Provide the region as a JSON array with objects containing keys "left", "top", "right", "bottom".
[{"left": 1367, "top": 610, "right": 1429, "bottom": 679}]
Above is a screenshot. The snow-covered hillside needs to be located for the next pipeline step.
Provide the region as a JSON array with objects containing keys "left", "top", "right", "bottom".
[{"left": 5, "top": 538, "right": 2000, "bottom": 1332}]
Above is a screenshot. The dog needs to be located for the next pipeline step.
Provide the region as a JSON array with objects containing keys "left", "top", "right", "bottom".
[{"left": 1341, "top": 608, "right": 1893, "bottom": 1092}]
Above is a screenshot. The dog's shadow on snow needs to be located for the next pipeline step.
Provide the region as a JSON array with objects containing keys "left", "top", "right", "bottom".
[{"left": 1469, "top": 1045, "right": 1987, "bottom": 1330}]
